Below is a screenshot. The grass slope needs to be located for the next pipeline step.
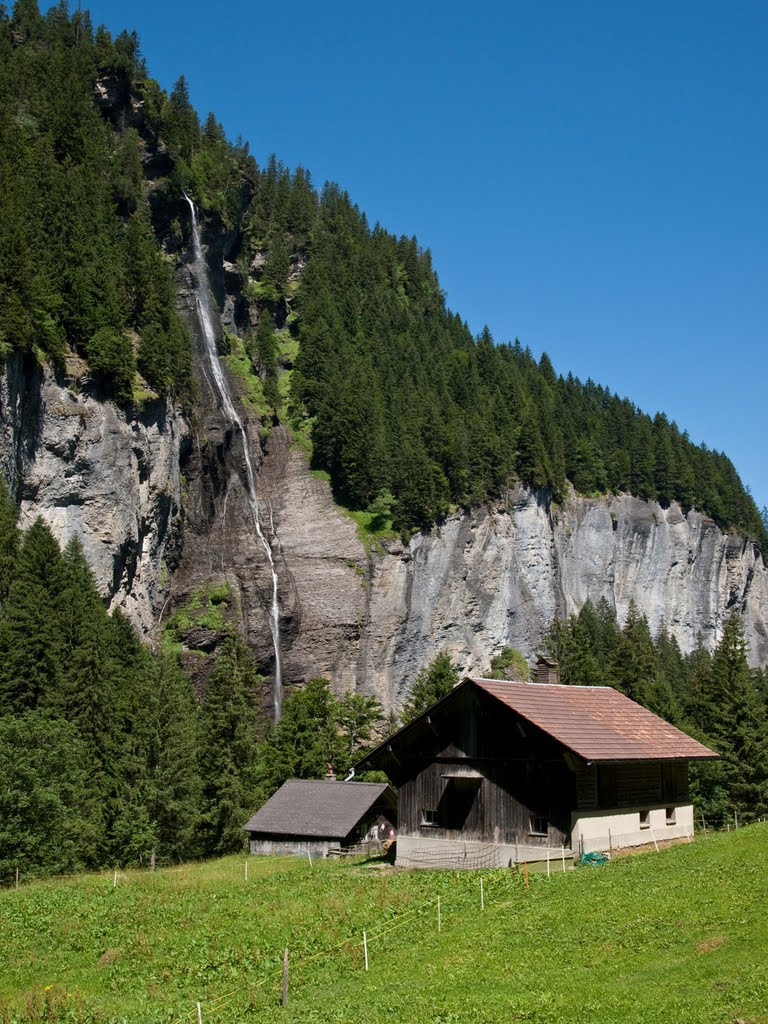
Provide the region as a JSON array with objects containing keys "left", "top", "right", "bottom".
[{"left": 1, "top": 827, "right": 766, "bottom": 1023}]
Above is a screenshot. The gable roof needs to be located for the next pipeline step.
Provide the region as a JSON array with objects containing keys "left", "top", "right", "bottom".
[
  {"left": 470, "top": 678, "right": 718, "bottom": 762},
  {"left": 243, "top": 780, "right": 392, "bottom": 839},
  {"left": 357, "top": 677, "right": 718, "bottom": 769}
]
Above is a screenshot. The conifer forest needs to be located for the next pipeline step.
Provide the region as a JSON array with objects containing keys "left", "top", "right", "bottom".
[{"left": 1, "top": 2, "right": 767, "bottom": 881}]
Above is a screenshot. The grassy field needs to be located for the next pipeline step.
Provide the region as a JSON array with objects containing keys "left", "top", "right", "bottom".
[{"left": 1, "top": 826, "right": 766, "bottom": 1024}]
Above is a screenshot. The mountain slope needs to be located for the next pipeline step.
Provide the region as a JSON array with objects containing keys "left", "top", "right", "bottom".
[{"left": 0, "top": 2, "right": 767, "bottom": 702}]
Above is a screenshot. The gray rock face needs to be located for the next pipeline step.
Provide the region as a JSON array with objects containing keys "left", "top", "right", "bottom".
[
  {"left": 351, "top": 489, "right": 768, "bottom": 706},
  {"left": 4, "top": 239, "right": 768, "bottom": 714},
  {"left": 3, "top": 343, "right": 768, "bottom": 711},
  {"left": 0, "top": 352, "right": 186, "bottom": 633}
]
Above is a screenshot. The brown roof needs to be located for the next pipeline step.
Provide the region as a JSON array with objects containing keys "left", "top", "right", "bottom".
[
  {"left": 471, "top": 678, "right": 718, "bottom": 762},
  {"left": 243, "top": 780, "right": 392, "bottom": 839}
]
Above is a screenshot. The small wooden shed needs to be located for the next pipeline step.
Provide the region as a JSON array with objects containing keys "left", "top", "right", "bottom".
[{"left": 243, "top": 780, "right": 397, "bottom": 858}]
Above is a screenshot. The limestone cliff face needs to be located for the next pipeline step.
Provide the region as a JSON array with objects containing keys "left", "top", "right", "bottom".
[
  {"left": 3, "top": 344, "right": 768, "bottom": 710},
  {"left": 4, "top": 243, "right": 768, "bottom": 712},
  {"left": 356, "top": 490, "right": 768, "bottom": 705},
  {"left": 217, "top": 424, "right": 768, "bottom": 706},
  {"left": 0, "top": 351, "right": 187, "bottom": 632}
]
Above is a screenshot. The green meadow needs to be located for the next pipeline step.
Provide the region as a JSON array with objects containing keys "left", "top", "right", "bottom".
[{"left": 1, "top": 826, "right": 766, "bottom": 1024}]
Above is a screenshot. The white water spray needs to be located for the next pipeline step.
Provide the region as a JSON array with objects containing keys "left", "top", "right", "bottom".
[{"left": 184, "top": 193, "right": 283, "bottom": 719}]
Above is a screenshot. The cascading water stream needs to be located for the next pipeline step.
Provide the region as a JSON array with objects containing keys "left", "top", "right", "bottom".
[{"left": 183, "top": 194, "right": 283, "bottom": 719}]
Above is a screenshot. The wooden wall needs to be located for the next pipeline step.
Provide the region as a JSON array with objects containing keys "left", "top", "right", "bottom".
[
  {"left": 574, "top": 761, "right": 688, "bottom": 810},
  {"left": 397, "top": 688, "right": 574, "bottom": 848},
  {"left": 392, "top": 686, "right": 691, "bottom": 848}
]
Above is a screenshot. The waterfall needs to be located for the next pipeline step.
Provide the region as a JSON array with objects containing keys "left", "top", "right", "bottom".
[{"left": 183, "top": 194, "right": 283, "bottom": 720}]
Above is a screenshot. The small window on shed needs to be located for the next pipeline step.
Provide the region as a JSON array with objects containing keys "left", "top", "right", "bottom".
[
  {"left": 529, "top": 815, "right": 548, "bottom": 837},
  {"left": 422, "top": 809, "right": 439, "bottom": 827},
  {"left": 666, "top": 807, "right": 676, "bottom": 825},
  {"left": 639, "top": 809, "right": 651, "bottom": 829}
]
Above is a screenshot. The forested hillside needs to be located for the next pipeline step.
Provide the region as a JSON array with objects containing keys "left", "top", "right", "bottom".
[
  {"left": 542, "top": 601, "right": 768, "bottom": 822},
  {"left": 0, "top": 1, "right": 765, "bottom": 548},
  {"left": 0, "top": 480, "right": 387, "bottom": 881},
  {"left": 1, "top": 2, "right": 767, "bottom": 883}
]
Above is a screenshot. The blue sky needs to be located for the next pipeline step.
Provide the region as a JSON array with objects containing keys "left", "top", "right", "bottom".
[{"left": 70, "top": 0, "right": 767, "bottom": 509}]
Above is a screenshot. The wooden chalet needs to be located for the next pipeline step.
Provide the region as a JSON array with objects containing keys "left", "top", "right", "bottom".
[
  {"left": 356, "top": 676, "right": 718, "bottom": 868},
  {"left": 243, "top": 780, "right": 396, "bottom": 858}
]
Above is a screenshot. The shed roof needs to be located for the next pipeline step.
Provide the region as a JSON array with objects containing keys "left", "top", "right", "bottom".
[
  {"left": 471, "top": 678, "right": 718, "bottom": 762},
  {"left": 243, "top": 780, "right": 392, "bottom": 839}
]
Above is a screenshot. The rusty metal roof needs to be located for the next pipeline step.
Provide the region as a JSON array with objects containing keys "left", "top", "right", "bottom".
[
  {"left": 471, "top": 678, "right": 718, "bottom": 762},
  {"left": 243, "top": 780, "right": 393, "bottom": 839}
]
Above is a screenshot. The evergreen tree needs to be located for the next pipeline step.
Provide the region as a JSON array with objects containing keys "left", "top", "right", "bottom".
[
  {"left": 198, "top": 637, "right": 264, "bottom": 856},
  {"left": 0, "top": 518, "right": 65, "bottom": 711},
  {"left": 0, "top": 475, "right": 19, "bottom": 604},
  {"left": 608, "top": 603, "right": 658, "bottom": 706},
  {"left": 400, "top": 651, "right": 460, "bottom": 724},
  {"left": 0, "top": 712, "right": 89, "bottom": 882},
  {"left": 145, "top": 654, "right": 202, "bottom": 863},
  {"left": 694, "top": 615, "right": 768, "bottom": 817}
]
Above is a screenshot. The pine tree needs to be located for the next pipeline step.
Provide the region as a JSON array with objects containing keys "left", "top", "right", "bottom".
[
  {"left": 400, "top": 651, "right": 459, "bottom": 724},
  {"left": 0, "top": 518, "right": 65, "bottom": 711},
  {"left": 146, "top": 654, "right": 202, "bottom": 863},
  {"left": 0, "top": 475, "right": 19, "bottom": 604},
  {"left": 198, "top": 638, "right": 264, "bottom": 856},
  {"left": 0, "top": 712, "right": 89, "bottom": 882},
  {"left": 609, "top": 603, "right": 658, "bottom": 706},
  {"left": 698, "top": 615, "right": 768, "bottom": 816}
]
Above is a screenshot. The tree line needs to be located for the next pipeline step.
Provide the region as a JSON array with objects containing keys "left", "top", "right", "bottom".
[
  {"left": 542, "top": 599, "right": 768, "bottom": 822},
  {"left": 0, "top": 481, "right": 386, "bottom": 882},
  {"left": 2, "top": 478, "right": 766, "bottom": 881}
]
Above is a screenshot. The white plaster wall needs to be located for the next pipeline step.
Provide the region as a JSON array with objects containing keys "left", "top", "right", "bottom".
[{"left": 572, "top": 804, "right": 694, "bottom": 853}]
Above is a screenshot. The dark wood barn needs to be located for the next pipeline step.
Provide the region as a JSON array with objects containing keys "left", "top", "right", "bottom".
[
  {"left": 243, "top": 780, "right": 396, "bottom": 858},
  {"left": 357, "top": 677, "right": 718, "bottom": 868}
]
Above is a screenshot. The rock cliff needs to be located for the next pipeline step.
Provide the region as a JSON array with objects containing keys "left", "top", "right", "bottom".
[
  {"left": 0, "top": 351, "right": 186, "bottom": 633},
  {"left": 3, "top": 253, "right": 767, "bottom": 712}
]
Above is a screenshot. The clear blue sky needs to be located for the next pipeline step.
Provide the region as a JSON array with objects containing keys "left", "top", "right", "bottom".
[{"left": 70, "top": 0, "right": 768, "bottom": 509}]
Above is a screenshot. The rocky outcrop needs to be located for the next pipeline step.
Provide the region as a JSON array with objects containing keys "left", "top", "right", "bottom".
[
  {"left": 4, "top": 221, "right": 768, "bottom": 714},
  {"left": 4, "top": 341, "right": 768, "bottom": 708},
  {"left": 356, "top": 489, "right": 768, "bottom": 706},
  {"left": 0, "top": 351, "right": 187, "bottom": 633}
]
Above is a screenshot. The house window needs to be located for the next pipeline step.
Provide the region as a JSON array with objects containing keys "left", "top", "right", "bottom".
[
  {"left": 422, "top": 809, "right": 439, "bottom": 827},
  {"left": 529, "top": 815, "right": 548, "bottom": 837},
  {"left": 639, "top": 809, "right": 651, "bottom": 829},
  {"left": 666, "top": 807, "right": 676, "bottom": 825}
]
